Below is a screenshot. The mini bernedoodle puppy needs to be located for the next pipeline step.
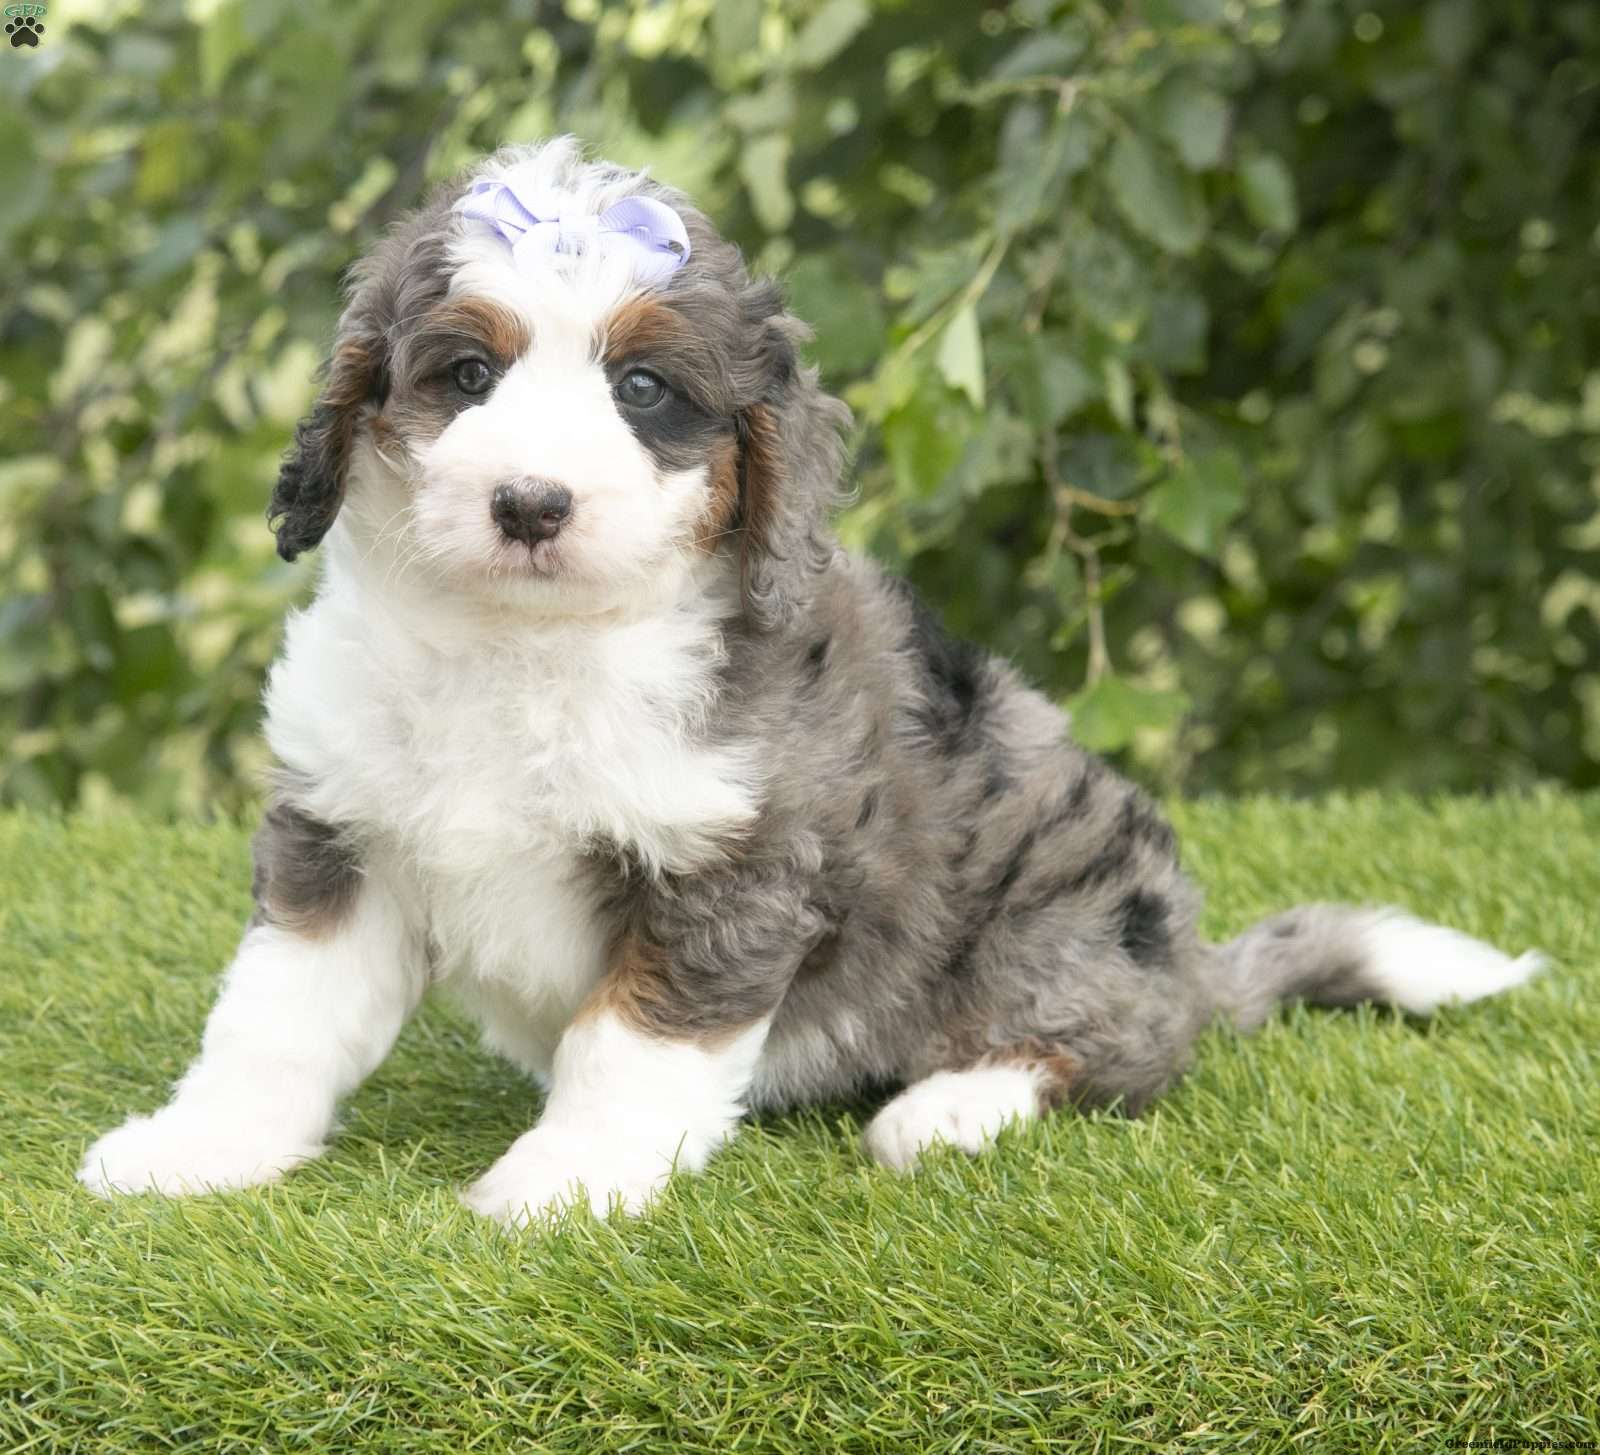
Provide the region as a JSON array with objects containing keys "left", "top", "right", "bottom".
[{"left": 80, "top": 139, "right": 1542, "bottom": 1225}]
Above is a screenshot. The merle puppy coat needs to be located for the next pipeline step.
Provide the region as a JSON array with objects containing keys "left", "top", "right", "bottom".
[{"left": 80, "top": 140, "right": 1540, "bottom": 1224}]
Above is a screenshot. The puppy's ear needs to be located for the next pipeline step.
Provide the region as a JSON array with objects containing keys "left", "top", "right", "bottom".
[
  {"left": 268, "top": 307, "right": 388, "bottom": 562},
  {"left": 735, "top": 304, "right": 851, "bottom": 628}
]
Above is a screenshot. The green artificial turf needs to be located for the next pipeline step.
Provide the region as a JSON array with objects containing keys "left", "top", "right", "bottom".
[{"left": 1, "top": 796, "right": 1597, "bottom": 1452}]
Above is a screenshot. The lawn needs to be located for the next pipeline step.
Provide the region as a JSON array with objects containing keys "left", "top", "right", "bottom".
[{"left": 1, "top": 796, "right": 1597, "bottom": 1452}]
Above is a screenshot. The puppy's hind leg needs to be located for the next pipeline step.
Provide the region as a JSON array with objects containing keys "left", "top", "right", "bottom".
[
  {"left": 864, "top": 1047, "right": 1077, "bottom": 1172},
  {"left": 80, "top": 822, "right": 426, "bottom": 1198}
]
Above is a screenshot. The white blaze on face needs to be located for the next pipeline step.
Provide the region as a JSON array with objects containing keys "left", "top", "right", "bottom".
[{"left": 401, "top": 152, "right": 714, "bottom": 610}]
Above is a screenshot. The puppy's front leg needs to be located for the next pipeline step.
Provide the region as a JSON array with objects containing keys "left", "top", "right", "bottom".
[
  {"left": 79, "top": 850, "right": 425, "bottom": 1198},
  {"left": 462, "top": 935, "right": 773, "bottom": 1226}
]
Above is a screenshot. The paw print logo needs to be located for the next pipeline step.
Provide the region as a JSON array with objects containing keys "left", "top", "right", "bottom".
[{"left": 6, "top": 14, "right": 43, "bottom": 46}]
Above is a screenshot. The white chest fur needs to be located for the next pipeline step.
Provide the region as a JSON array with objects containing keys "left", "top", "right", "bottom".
[{"left": 260, "top": 548, "right": 760, "bottom": 1069}]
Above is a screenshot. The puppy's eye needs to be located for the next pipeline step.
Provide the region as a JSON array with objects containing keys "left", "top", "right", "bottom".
[
  {"left": 615, "top": 369, "right": 667, "bottom": 410},
  {"left": 451, "top": 358, "right": 494, "bottom": 397}
]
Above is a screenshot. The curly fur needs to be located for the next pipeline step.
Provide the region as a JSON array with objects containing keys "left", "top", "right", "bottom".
[{"left": 79, "top": 139, "right": 1543, "bottom": 1223}]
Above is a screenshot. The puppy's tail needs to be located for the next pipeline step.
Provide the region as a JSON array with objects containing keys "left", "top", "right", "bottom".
[{"left": 1207, "top": 904, "right": 1544, "bottom": 1032}]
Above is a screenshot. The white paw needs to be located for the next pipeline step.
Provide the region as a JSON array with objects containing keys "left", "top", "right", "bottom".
[
  {"left": 460, "top": 1123, "right": 679, "bottom": 1227},
  {"left": 865, "top": 1065, "right": 1043, "bottom": 1172},
  {"left": 78, "top": 1106, "right": 323, "bottom": 1197}
]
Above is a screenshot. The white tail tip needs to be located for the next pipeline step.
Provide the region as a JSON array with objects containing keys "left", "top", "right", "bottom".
[{"left": 1360, "top": 911, "right": 1546, "bottom": 1015}]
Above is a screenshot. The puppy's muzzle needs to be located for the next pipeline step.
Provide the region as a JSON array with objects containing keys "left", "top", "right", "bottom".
[{"left": 492, "top": 478, "right": 573, "bottom": 546}]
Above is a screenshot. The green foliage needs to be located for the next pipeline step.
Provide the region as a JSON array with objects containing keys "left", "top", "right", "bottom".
[
  {"left": 3, "top": 799, "right": 1598, "bottom": 1448},
  {"left": 2, "top": 0, "right": 1598, "bottom": 809}
]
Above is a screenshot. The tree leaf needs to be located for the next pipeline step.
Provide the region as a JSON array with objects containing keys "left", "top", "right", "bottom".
[
  {"left": 1103, "top": 358, "right": 1134, "bottom": 429},
  {"left": 726, "top": 80, "right": 796, "bottom": 134},
  {"left": 0, "top": 105, "right": 47, "bottom": 244},
  {"left": 1061, "top": 222, "right": 1149, "bottom": 339},
  {"left": 935, "top": 304, "right": 985, "bottom": 408},
  {"left": 1058, "top": 433, "right": 1142, "bottom": 500},
  {"left": 711, "top": 0, "right": 763, "bottom": 62},
  {"left": 1237, "top": 152, "right": 1298, "bottom": 233},
  {"left": 788, "top": 0, "right": 871, "bottom": 71},
  {"left": 1145, "top": 449, "right": 1247, "bottom": 556},
  {"left": 996, "top": 104, "right": 1103, "bottom": 234},
  {"left": 1425, "top": 0, "right": 1481, "bottom": 69},
  {"left": 1157, "top": 81, "right": 1231, "bottom": 171},
  {"left": 990, "top": 26, "right": 1088, "bottom": 82},
  {"left": 739, "top": 134, "right": 793, "bottom": 231},
  {"left": 1067, "top": 676, "right": 1190, "bottom": 752},
  {"left": 1106, "top": 131, "right": 1209, "bottom": 255},
  {"left": 1002, "top": 333, "right": 1100, "bottom": 431},
  {"left": 783, "top": 255, "right": 885, "bottom": 375},
  {"left": 112, "top": 623, "right": 184, "bottom": 699},
  {"left": 1137, "top": 288, "right": 1211, "bottom": 374},
  {"left": 882, "top": 369, "right": 973, "bottom": 499},
  {"left": 200, "top": 0, "right": 250, "bottom": 99}
]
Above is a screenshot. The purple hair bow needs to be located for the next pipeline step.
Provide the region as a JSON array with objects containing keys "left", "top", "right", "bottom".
[{"left": 454, "top": 175, "right": 691, "bottom": 284}]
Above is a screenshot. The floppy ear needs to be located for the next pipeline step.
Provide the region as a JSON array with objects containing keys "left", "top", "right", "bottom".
[
  {"left": 268, "top": 309, "right": 388, "bottom": 562},
  {"left": 735, "top": 311, "right": 852, "bottom": 629}
]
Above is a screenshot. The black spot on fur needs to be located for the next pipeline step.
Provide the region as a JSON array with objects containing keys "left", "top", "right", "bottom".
[
  {"left": 941, "top": 815, "right": 1050, "bottom": 978},
  {"left": 1036, "top": 775, "right": 1099, "bottom": 838},
  {"left": 855, "top": 789, "right": 878, "bottom": 829},
  {"left": 1064, "top": 835, "right": 1136, "bottom": 896},
  {"left": 981, "top": 763, "right": 1013, "bottom": 801},
  {"left": 1064, "top": 763, "right": 1098, "bottom": 817},
  {"left": 1008, "top": 870, "right": 1072, "bottom": 919},
  {"left": 1118, "top": 789, "right": 1178, "bottom": 860},
  {"left": 939, "top": 926, "right": 981, "bottom": 980},
  {"left": 252, "top": 798, "right": 362, "bottom": 935},
  {"left": 1117, "top": 890, "right": 1172, "bottom": 967},
  {"left": 805, "top": 636, "right": 831, "bottom": 682},
  {"left": 891, "top": 578, "right": 990, "bottom": 756},
  {"left": 942, "top": 770, "right": 1123, "bottom": 962},
  {"left": 614, "top": 383, "right": 733, "bottom": 475},
  {"left": 989, "top": 829, "right": 1038, "bottom": 903}
]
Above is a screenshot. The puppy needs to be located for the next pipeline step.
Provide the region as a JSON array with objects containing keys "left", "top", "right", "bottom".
[{"left": 79, "top": 139, "right": 1541, "bottom": 1224}]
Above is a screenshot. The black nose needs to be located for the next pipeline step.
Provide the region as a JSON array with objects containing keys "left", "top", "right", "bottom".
[{"left": 491, "top": 479, "right": 573, "bottom": 546}]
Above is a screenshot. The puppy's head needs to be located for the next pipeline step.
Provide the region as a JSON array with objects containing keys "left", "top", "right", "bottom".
[{"left": 271, "top": 137, "right": 847, "bottom": 623}]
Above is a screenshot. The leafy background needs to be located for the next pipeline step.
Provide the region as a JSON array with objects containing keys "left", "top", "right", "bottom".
[{"left": 2, "top": 0, "right": 1596, "bottom": 813}]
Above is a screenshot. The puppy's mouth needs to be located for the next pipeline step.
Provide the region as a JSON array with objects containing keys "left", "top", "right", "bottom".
[{"left": 494, "top": 536, "right": 569, "bottom": 578}]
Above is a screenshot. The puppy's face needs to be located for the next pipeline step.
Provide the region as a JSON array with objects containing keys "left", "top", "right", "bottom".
[
  {"left": 272, "top": 141, "right": 803, "bottom": 616},
  {"left": 379, "top": 257, "right": 738, "bottom": 600}
]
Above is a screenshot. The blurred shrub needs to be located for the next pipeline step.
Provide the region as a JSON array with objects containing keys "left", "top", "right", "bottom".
[{"left": 2, "top": 0, "right": 1597, "bottom": 811}]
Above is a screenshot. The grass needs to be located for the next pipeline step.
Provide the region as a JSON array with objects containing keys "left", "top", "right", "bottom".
[{"left": 1, "top": 795, "right": 1597, "bottom": 1452}]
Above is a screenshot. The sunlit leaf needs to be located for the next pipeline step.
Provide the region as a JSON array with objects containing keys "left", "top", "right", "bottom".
[
  {"left": 1067, "top": 676, "right": 1190, "bottom": 752},
  {"left": 935, "top": 305, "right": 985, "bottom": 408}
]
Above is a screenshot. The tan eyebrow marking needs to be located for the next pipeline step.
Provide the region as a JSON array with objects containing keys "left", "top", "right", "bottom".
[
  {"left": 427, "top": 297, "right": 532, "bottom": 364},
  {"left": 600, "top": 294, "right": 694, "bottom": 369}
]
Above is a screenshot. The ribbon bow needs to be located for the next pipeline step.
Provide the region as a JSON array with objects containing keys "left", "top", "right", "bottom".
[{"left": 454, "top": 174, "right": 691, "bottom": 285}]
